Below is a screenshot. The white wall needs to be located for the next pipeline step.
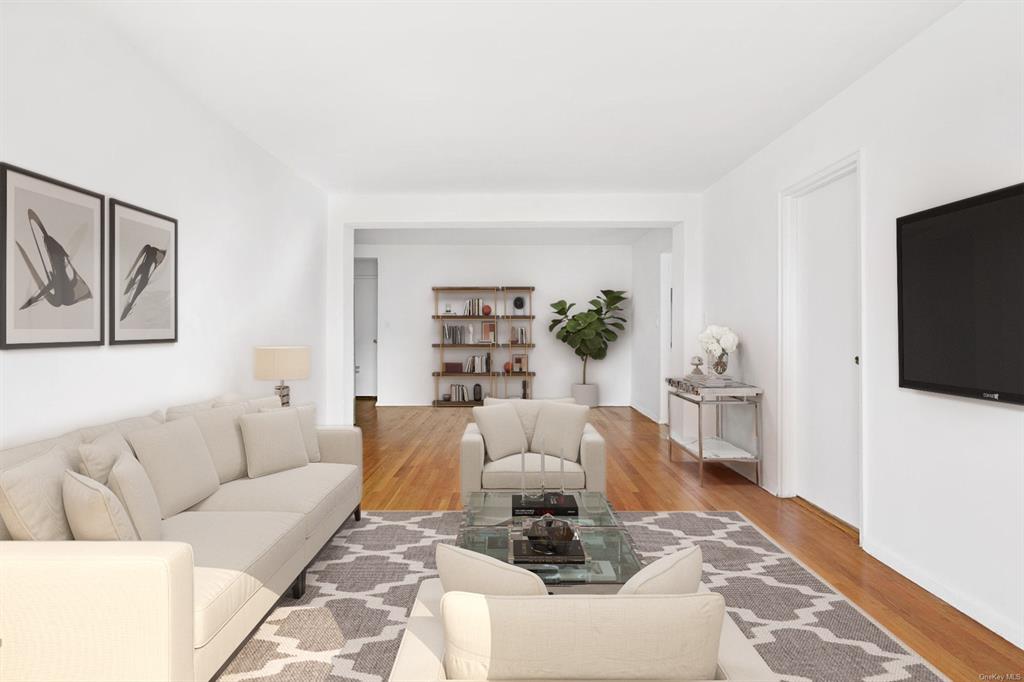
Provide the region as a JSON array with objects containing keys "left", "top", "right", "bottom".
[
  {"left": 630, "top": 229, "right": 674, "bottom": 420},
  {"left": 0, "top": 3, "right": 328, "bottom": 445},
  {"left": 325, "top": 194, "right": 703, "bottom": 424},
  {"left": 354, "top": 242, "right": 633, "bottom": 405},
  {"left": 701, "top": 0, "right": 1023, "bottom": 647}
]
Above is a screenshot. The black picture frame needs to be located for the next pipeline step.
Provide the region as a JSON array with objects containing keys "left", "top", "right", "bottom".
[
  {"left": 1, "top": 163, "right": 105, "bottom": 349},
  {"left": 108, "top": 199, "right": 178, "bottom": 345}
]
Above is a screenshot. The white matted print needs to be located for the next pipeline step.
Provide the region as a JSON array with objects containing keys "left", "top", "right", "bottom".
[
  {"left": 109, "top": 200, "right": 177, "bottom": 344},
  {"left": 1, "top": 164, "right": 104, "bottom": 348}
]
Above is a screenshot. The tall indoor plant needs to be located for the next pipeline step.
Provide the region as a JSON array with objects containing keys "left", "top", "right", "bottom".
[{"left": 549, "top": 290, "right": 628, "bottom": 406}]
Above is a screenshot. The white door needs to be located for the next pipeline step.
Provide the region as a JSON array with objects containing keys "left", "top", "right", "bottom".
[
  {"left": 792, "top": 170, "right": 861, "bottom": 527},
  {"left": 354, "top": 273, "right": 378, "bottom": 398}
]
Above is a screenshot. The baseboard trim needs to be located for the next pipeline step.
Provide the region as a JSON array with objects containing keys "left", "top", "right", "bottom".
[
  {"left": 861, "top": 537, "right": 1024, "bottom": 649},
  {"left": 793, "top": 496, "right": 859, "bottom": 542}
]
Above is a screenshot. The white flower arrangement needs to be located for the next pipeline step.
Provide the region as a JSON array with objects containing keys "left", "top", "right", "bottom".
[{"left": 699, "top": 325, "right": 739, "bottom": 358}]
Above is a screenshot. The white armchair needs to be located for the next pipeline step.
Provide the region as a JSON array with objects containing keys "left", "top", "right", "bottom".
[{"left": 460, "top": 421, "right": 606, "bottom": 505}]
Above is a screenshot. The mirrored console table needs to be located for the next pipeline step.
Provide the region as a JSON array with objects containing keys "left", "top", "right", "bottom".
[{"left": 665, "top": 375, "right": 763, "bottom": 487}]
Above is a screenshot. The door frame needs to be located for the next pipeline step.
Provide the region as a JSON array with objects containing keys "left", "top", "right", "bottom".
[
  {"left": 776, "top": 152, "right": 864, "bottom": 527},
  {"left": 353, "top": 257, "right": 380, "bottom": 400}
]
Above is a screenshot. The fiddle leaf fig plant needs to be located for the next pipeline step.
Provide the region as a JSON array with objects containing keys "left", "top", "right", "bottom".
[{"left": 549, "top": 289, "right": 628, "bottom": 384}]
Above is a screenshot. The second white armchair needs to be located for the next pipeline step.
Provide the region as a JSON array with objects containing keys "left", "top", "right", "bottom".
[{"left": 460, "top": 398, "right": 606, "bottom": 504}]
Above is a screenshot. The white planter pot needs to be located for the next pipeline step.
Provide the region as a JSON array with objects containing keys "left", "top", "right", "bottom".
[{"left": 571, "top": 383, "right": 599, "bottom": 407}]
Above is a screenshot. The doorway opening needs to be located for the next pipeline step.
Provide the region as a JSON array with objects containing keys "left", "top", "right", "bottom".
[
  {"left": 354, "top": 258, "right": 379, "bottom": 402},
  {"left": 779, "top": 153, "right": 863, "bottom": 532}
]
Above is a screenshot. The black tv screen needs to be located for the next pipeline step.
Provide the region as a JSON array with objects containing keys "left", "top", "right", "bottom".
[{"left": 897, "top": 182, "right": 1024, "bottom": 405}]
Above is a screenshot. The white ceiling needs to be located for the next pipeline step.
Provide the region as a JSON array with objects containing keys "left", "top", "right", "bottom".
[
  {"left": 354, "top": 225, "right": 673, "bottom": 246},
  {"left": 90, "top": 1, "right": 958, "bottom": 194}
]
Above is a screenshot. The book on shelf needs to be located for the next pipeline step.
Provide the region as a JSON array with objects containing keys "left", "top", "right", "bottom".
[
  {"left": 461, "top": 352, "right": 492, "bottom": 374},
  {"left": 463, "top": 297, "right": 488, "bottom": 316},
  {"left": 442, "top": 323, "right": 477, "bottom": 345}
]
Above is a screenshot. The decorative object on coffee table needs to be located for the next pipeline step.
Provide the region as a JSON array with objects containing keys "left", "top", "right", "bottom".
[
  {"left": 109, "top": 199, "right": 178, "bottom": 345},
  {"left": 1, "top": 164, "right": 105, "bottom": 349},
  {"left": 254, "top": 345, "right": 310, "bottom": 406},
  {"left": 549, "top": 289, "right": 627, "bottom": 407}
]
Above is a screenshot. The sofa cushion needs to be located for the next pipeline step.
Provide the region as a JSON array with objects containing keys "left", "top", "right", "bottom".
[
  {"left": 72, "top": 410, "right": 165, "bottom": 443},
  {"left": 240, "top": 409, "right": 308, "bottom": 478},
  {"left": 482, "top": 398, "right": 575, "bottom": 444},
  {"left": 532, "top": 402, "right": 588, "bottom": 461},
  {"left": 441, "top": 591, "right": 725, "bottom": 680},
  {"left": 107, "top": 453, "right": 163, "bottom": 541},
  {"left": 436, "top": 544, "right": 547, "bottom": 596},
  {"left": 62, "top": 470, "right": 138, "bottom": 541},
  {"left": 0, "top": 444, "right": 76, "bottom": 540},
  {"left": 472, "top": 404, "right": 528, "bottom": 461},
  {"left": 169, "top": 404, "right": 248, "bottom": 483},
  {"left": 618, "top": 545, "right": 702, "bottom": 596},
  {"left": 161, "top": 510, "right": 305, "bottom": 648},
  {"left": 260, "top": 404, "right": 320, "bottom": 462},
  {"left": 481, "top": 453, "right": 585, "bottom": 490},
  {"left": 79, "top": 431, "right": 134, "bottom": 485},
  {"left": 165, "top": 398, "right": 217, "bottom": 421},
  {"left": 189, "top": 462, "right": 358, "bottom": 539},
  {"left": 128, "top": 419, "right": 220, "bottom": 518}
]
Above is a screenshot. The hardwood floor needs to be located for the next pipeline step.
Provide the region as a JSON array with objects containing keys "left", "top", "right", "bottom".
[{"left": 356, "top": 401, "right": 1024, "bottom": 680}]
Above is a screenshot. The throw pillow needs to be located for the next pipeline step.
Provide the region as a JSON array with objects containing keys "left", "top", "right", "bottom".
[
  {"left": 107, "top": 453, "right": 163, "bottom": 540},
  {"left": 0, "top": 444, "right": 75, "bottom": 540},
  {"left": 531, "top": 402, "right": 589, "bottom": 461},
  {"left": 482, "top": 398, "right": 575, "bottom": 444},
  {"left": 618, "top": 545, "right": 703, "bottom": 595},
  {"left": 165, "top": 398, "right": 217, "bottom": 421},
  {"left": 436, "top": 543, "right": 547, "bottom": 596},
  {"left": 471, "top": 403, "right": 529, "bottom": 461},
  {"left": 260, "top": 404, "right": 320, "bottom": 462},
  {"left": 79, "top": 431, "right": 134, "bottom": 485},
  {"left": 170, "top": 404, "right": 249, "bottom": 483},
  {"left": 127, "top": 418, "right": 220, "bottom": 518},
  {"left": 239, "top": 409, "right": 308, "bottom": 478},
  {"left": 62, "top": 470, "right": 138, "bottom": 541}
]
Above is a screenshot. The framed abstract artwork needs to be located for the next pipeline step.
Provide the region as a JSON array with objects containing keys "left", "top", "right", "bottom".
[
  {"left": 109, "top": 199, "right": 177, "bottom": 344},
  {"left": 1, "top": 164, "right": 105, "bottom": 348}
]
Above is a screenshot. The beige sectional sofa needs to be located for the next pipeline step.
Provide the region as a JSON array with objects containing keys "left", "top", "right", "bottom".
[{"left": 0, "top": 396, "right": 362, "bottom": 682}]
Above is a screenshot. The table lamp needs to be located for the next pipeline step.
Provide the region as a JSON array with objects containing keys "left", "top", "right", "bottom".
[{"left": 254, "top": 346, "right": 310, "bottom": 406}]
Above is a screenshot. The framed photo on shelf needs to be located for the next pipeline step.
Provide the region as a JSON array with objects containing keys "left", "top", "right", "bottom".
[
  {"left": 109, "top": 199, "right": 177, "bottom": 344},
  {"left": 481, "top": 320, "right": 495, "bottom": 342},
  {"left": 1, "top": 164, "right": 105, "bottom": 348},
  {"left": 512, "top": 353, "right": 528, "bottom": 373}
]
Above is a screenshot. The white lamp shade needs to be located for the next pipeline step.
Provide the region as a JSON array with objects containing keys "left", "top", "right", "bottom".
[{"left": 254, "top": 346, "right": 311, "bottom": 381}]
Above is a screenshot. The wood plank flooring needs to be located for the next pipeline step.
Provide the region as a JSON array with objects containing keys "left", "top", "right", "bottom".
[{"left": 356, "top": 401, "right": 1024, "bottom": 680}]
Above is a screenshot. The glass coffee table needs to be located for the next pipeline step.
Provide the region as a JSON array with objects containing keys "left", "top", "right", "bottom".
[{"left": 457, "top": 491, "right": 643, "bottom": 593}]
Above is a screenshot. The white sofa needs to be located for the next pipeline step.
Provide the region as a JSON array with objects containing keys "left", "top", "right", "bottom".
[
  {"left": 389, "top": 578, "right": 779, "bottom": 681},
  {"left": 460, "top": 398, "right": 606, "bottom": 505},
  {"left": 0, "top": 397, "right": 363, "bottom": 682}
]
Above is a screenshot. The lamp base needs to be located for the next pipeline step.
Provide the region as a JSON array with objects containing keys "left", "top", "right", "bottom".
[{"left": 275, "top": 383, "right": 291, "bottom": 407}]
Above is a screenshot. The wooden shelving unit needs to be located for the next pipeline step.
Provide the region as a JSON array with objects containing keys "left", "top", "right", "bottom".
[{"left": 432, "top": 286, "right": 535, "bottom": 407}]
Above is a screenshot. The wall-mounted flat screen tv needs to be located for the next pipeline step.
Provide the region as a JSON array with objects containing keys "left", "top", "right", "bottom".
[{"left": 897, "top": 182, "right": 1024, "bottom": 405}]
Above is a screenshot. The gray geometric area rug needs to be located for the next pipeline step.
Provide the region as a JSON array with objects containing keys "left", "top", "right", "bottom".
[{"left": 218, "top": 511, "right": 947, "bottom": 682}]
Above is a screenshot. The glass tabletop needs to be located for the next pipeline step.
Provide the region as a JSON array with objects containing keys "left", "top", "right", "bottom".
[
  {"left": 462, "top": 491, "right": 619, "bottom": 528},
  {"left": 456, "top": 525, "right": 643, "bottom": 585}
]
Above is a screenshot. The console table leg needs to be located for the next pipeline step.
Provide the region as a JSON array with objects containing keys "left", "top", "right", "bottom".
[{"left": 697, "top": 402, "right": 705, "bottom": 487}]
